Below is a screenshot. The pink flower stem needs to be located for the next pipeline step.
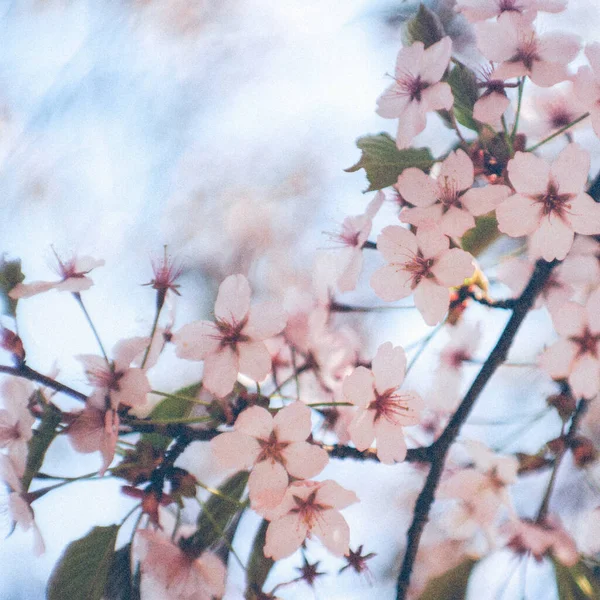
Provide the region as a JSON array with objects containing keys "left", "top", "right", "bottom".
[
  {"left": 395, "top": 258, "right": 557, "bottom": 600},
  {"left": 526, "top": 113, "right": 591, "bottom": 153}
]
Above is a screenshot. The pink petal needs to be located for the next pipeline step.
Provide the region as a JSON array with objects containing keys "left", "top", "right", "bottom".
[
  {"left": 420, "top": 37, "right": 453, "bottom": 83},
  {"left": 343, "top": 367, "right": 375, "bottom": 408},
  {"left": 365, "top": 191, "right": 385, "bottom": 218},
  {"left": 416, "top": 226, "right": 449, "bottom": 259},
  {"left": 370, "top": 265, "right": 413, "bottom": 302},
  {"left": 396, "top": 100, "right": 427, "bottom": 149},
  {"left": 393, "top": 42, "right": 425, "bottom": 79},
  {"left": 202, "top": 347, "right": 239, "bottom": 397},
  {"left": 569, "top": 355, "right": 600, "bottom": 399},
  {"left": 374, "top": 418, "right": 407, "bottom": 464},
  {"left": 337, "top": 247, "right": 363, "bottom": 293},
  {"left": 113, "top": 368, "right": 150, "bottom": 408},
  {"left": 113, "top": 337, "right": 149, "bottom": 368},
  {"left": 396, "top": 168, "right": 438, "bottom": 207},
  {"left": 400, "top": 205, "right": 443, "bottom": 228},
  {"left": 432, "top": 249, "right": 474, "bottom": 287},
  {"left": 551, "top": 300, "right": 587, "bottom": 337},
  {"left": 195, "top": 553, "right": 226, "bottom": 598},
  {"left": 538, "top": 32, "right": 581, "bottom": 64},
  {"left": 529, "top": 214, "right": 574, "bottom": 261},
  {"left": 238, "top": 341, "right": 272, "bottom": 382},
  {"left": 473, "top": 92, "right": 510, "bottom": 128},
  {"left": 492, "top": 61, "right": 529, "bottom": 82},
  {"left": 376, "top": 83, "right": 410, "bottom": 119},
  {"left": 210, "top": 431, "right": 260, "bottom": 470},
  {"left": 508, "top": 152, "right": 550, "bottom": 195},
  {"left": 421, "top": 82, "right": 453, "bottom": 112},
  {"left": 440, "top": 207, "right": 475, "bottom": 238},
  {"left": 235, "top": 405, "right": 273, "bottom": 439},
  {"left": 54, "top": 276, "right": 95, "bottom": 293},
  {"left": 414, "top": 279, "right": 450, "bottom": 326},
  {"left": 244, "top": 301, "right": 287, "bottom": 340},
  {"left": 551, "top": 144, "right": 590, "bottom": 194},
  {"left": 372, "top": 342, "right": 406, "bottom": 393},
  {"left": 316, "top": 480, "right": 359, "bottom": 509},
  {"left": 264, "top": 514, "right": 308, "bottom": 560},
  {"left": 249, "top": 460, "right": 289, "bottom": 512},
  {"left": 0, "top": 455, "right": 21, "bottom": 492},
  {"left": 587, "top": 288, "right": 600, "bottom": 334},
  {"left": 377, "top": 225, "right": 418, "bottom": 263},
  {"left": 461, "top": 185, "right": 511, "bottom": 216},
  {"left": 538, "top": 339, "right": 578, "bottom": 378},
  {"left": 274, "top": 401, "right": 312, "bottom": 442},
  {"left": 8, "top": 281, "right": 55, "bottom": 299},
  {"left": 586, "top": 42, "right": 600, "bottom": 74},
  {"left": 311, "top": 509, "right": 351, "bottom": 556},
  {"left": 591, "top": 109, "right": 600, "bottom": 140},
  {"left": 283, "top": 442, "right": 329, "bottom": 479},
  {"left": 496, "top": 194, "right": 542, "bottom": 237},
  {"left": 568, "top": 193, "right": 600, "bottom": 235},
  {"left": 214, "top": 274, "right": 251, "bottom": 324},
  {"left": 529, "top": 61, "right": 570, "bottom": 88},
  {"left": 348, "top": 409, "right": 376, "bottom": 451},
  {"left": 439, "top": 150, "right": 474, "bottom": 192},
  {"left": 173, "top": 321, "right": 221, "bottom": 361},
  {"left": 475, "top": 19, "right": 517, "bottom": 63}
]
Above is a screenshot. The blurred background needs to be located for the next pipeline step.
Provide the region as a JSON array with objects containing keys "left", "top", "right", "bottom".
[{"left": 0, "top": 0, "right": 599, "bottom": 598}]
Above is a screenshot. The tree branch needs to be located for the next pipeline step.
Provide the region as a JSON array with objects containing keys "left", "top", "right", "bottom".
[{"left": 395, "top": 258, "right": 557, "bottom": 600}]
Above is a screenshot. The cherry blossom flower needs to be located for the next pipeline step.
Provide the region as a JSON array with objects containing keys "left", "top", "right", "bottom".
[
  {"left": 539, "top": 289, "right": 600, "bottom": 399},
  {"left": 475, "top": 13, "right": 580, "bottom": 87},
  {"left": 210, "top": 402, "right": 329, "bottom": 513},
  {"left": 263, "top": 479, "right": 358, "bottom": 560},
  {"left": 505, "top": 518, "right": 578, "bottom": 566},
  {"left": 9, "top": 252, "right": 104, "bottom": 299},
  {"left": 370, "top": 226, "right": 475, "bottom": 325},
  {"left": 143, "top": 248, "right": 183, "bottom": 304},
  {"left": 560, "top": 236, "right": 600, "bottom": 287},
  {"left": 328, "top": 192, "right": 383, "bottom": 292},
  {"left": 572, "top": 43, "right": 600, "bottom": 140},
  {"left": 77, "top": 337, "right": 151, "bottom": 410},
  {"left": 496, "top": 144, "right": 600, "bottom": 261},
  {"left": 397, "top": 150, "right": 510, "bottom": 239},
  {"left": 473, "top": 73, "right": 512, "bottom": 129},
  {"left": 137, "top": 530, "right": 225, "bottom": 600},
  {"left": 342, "top": 342, "right": 423, "bottom": 464},
  {"left": 376, "top": 37, "right": 453, "bottom": 149},
  {"left": 0, "top": 378, "right": 34, "bottom": 476},
  {"left": 456, "top": 0, "right": 567, "bottom": 23},
  {"left": 174, "top": 274, "right": 287, "bottom": 397}
]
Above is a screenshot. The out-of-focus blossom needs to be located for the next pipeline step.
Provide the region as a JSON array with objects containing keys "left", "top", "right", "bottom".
[
  {"left": 78, "top": 337, "right": 151, "bottom": 410},
  {"left": 539, "top": 289, "right": 600, "bottom": 399},
  {"left": 496, "top": 144, "right": 600, "bottom": 261},
  {"left": 371, "top": 226, "right": 474, "bottom": 325},
  {"left": 560, "top": 236, "right": 600, "bottom": 287},
  {"left": 174, "top": 274, "right": 287, "bottom": 397},
  {"left": 476, "top": 13, "right": 580, "bottom": 87},
  {"left": 328, "top": 192, "right": 383, "bottom": 292},
  {"left": 210, "top": 402, "right": 328, "bottom": 513},
  {"left": 376, "top": 38, "right": 453, "bottom": 149},
  {"left": 9, "top": 252, "right": 104, "bottom": 299},
  {"left": 397, "top": 150, "right": 510, "bottom": 239},
  {"left": 456, "top": 0, "right": 567, "bottom": 23},
  {"left": 137, "top": 529, "right": 226, "bottom": 600},
  {"left": 573, "top": 43, "right": 600, "bottom": 140},
  {"left": 342, "top": 342, "right": 423, "bottom": 464},
  {"left": 263, "top": 479, "right": 358, "bottom": 560}
]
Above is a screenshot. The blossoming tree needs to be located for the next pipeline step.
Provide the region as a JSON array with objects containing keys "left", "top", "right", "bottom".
[{"left": 3, "top": 3, "right": 600, "bottom": 599}]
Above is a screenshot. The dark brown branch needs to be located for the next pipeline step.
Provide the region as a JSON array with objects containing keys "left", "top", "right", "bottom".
[
  {"left": 0, "top": 363, "right": 88, "bottom": 402},
  {"left": 395, "top": 258, "right": 557, "bottom": 600},
  {"left": 325, "top": 443, "right": 433, "bottom": 463},
  {"left": 121, "top": 418, "right": 220, "bottom": 441}
]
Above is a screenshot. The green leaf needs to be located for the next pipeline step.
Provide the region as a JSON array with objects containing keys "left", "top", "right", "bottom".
[
  {"left": 345, "top": 133, "right": 435, "bottom": 192},
  {"left": 418, "top": 559, "right": 478, "bottom": 600},
  {"left": 446, "top": 64, "right": 480, "bottom": 132},
  {"left": 0, "top": 255, "right": 25, "bottom": 317},
  {"left": 553, "top": 558, "right": 600, "bottom": 600},
  {"left": 142, "top": 382, "right": 201, "bottom": 449},
  {"left": 104, "top": 543, "right": 141, "bottom": 600},
  {"left": 190, "top": 471, "right": 249, "bottom": 553},
  {"left": 22, "top": 399, "right": 62, "bottom": 491},
  {"left": 47, "top": 525, "right": 119, "bottom": 600},
  {"left": 461, "top": 214, "right": 500, "bottom": 257},
  {"left": 404, "top": 4, "right": 444, "bottom": 48},
  {"left": 245, "top": 519, "right": 274, "bottom": 600}
]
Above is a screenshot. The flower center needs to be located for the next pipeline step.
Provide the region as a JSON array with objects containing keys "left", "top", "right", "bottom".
[
  {"left": 404, "top": 254, "right": 435, "bottom": 287},
  {"left": 395, "top": 72, "right": 430, "bottom": 103},
  {"left": 369, "top": 389, "right": 411, "bottom": 424},
  {"left": 534, "top": 181, "right": 573, "bottom": 217},
  {"left": 438, "top": 177, "right": 463, "bottom": 211},
  {"left": 498, "top": 0, "right": 523, "bottom": 13},
  {"left": 511, "top": 35, "right": 540, "bottom": 71},
  {"left": 570, "top": 327, "right": 600, "bottom": 358},
  {"left": 290, "top": 490, "right": 331, "bottom": 529},
  {"left": 256, "top": 431, "right": 289, "bottom": 464},
  {"left": 216, "top": 318, "right": 249, "bottom": 347}
]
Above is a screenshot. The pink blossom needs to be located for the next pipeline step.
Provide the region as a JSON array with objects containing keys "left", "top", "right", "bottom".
[
  {"left": 376, "top": 37, "right": 453, "bottom": 149},
  {"left": 342, "top": 342, "right": 423, "bottom": 464},
  {"left": 263, "top": 479, "right": 358, "bottom": 560},
  {"left": 77, "top": 337, "right": 151, "bottom": 410},
  {"left": 210, "top": 402, "right": 328, "bottom": 513},
  {"left": 370, "top": 226, "right": 475, "bottom": 325},
  {"left": 9, "top": 252, "right": 104, "bottom": 299},
  {"left": 0, "top": 378, "right": 34, "bottom": 477},
  {"left": 560, "top": 236, "right": 600, "bottom": 286},
  {"left": 476, "top": 13, "right": 580, "bottom": 87},
  {"left": 473, "top": 79, "right": 511, "bottom": 129},
  {"left": 539, "top": 289, "right": 600, "bottom": 399},
  {"left": 572, "top": 43, "right": 600, "bottom": 140},
  {"left": 138, "top": 530, "right": 226, "bottom": 600},
  {"left": 174, "top": 274, "right": 287, "bottom": 397},
  {"left": 496, "top": 144, "right": 600, "bottom": 261},
  {"left": 397, "top": 150, "right": 510, "bottom": 239},
  {"left": 504, "top": 518, "right": 578, "bottom": 566},
  {"left": 328, "top": 192, "right": 383, "bottom": 292},
  {"left": 456, "top": 0, "right": 567, "bottom": 23}
]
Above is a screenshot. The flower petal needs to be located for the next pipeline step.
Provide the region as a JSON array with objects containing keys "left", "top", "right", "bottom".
[
  {"left": 414, "top": 279, "right": 449, "bottom": 326},
  {"left": 432, "top": 249, "right": 474, "bottom": 287},
  {"left": 550, "top": 143, "right": 590, "bottom": 195},
  {"left": 173, "top": 321, "right": 221, "bottom": 361},
  {"left": 274, "top": 401, "right": 312, "bottom": 442},
  {"left": 235, "top": 405, "right": 273, "bottom": 439},
  {"left": 508, "top": 152, "right": 550, "bottom": 195},
  {"left": 244, "top": 301, "right": 287, "bottom": 340},
  {"left": 496, "top": 194, "right": 542, "bottom": 237},
  {"left": 342, "top": 367, "right": 375, "bottom": 408},
  {"left": 372, "top": 342, "right": 406, "bottom": 393},
  {"left": 238, "top": 341, "right": 272, "bottom": 382},
  {"left": 283, "top": 442, "right": 329, "bottom": 479},
  {"left": 203, "top": 347, "right": 239, "bottom": 397},
  {"left": 249, "top": 460, "right": 289, "bottom": 512},
  {"left": 396, "top": 168, "right": 438, "bottom": 207},
  {"left": 264, "top": 514, "right": 308, "bottom": 560},
  {"left": 210, "top": 431, "right": 260, "bottom": 470},
  {"left": 374, "top": 418, "right": 407, "bottom": 464},
  {"left": 348, "top": 409, "right": 376, "bottom": 451},
  {"left": 311, "top": 509, "right": 351, "bottom": 556},
  {"left": 214, "top": 274, "right": 251, "bottom": 324}
]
